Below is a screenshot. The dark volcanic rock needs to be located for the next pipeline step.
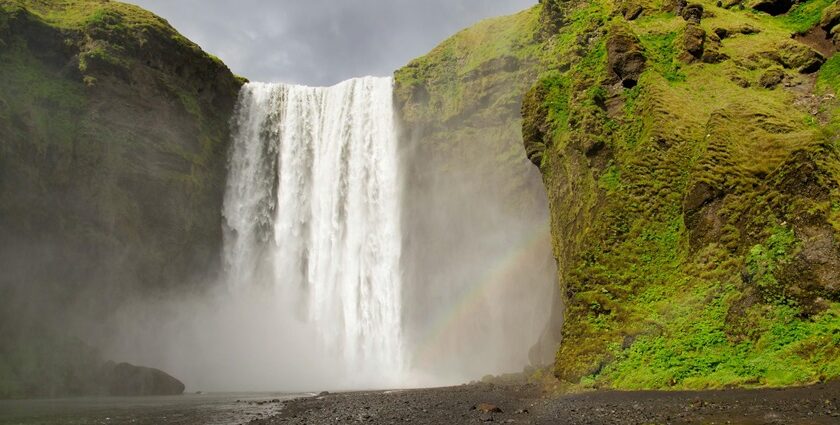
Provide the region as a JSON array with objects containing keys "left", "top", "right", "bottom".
[
  {"left": 751, "top": 0, "right": 794, "bottom": 15},
  {"left": 682, "top": 23, "right": 706, "bottom": 60},
  {"left": 250, "top": 381, "right": 840, "bottom": 425},
  {"left": 607, "top": 26, "right": 647, "bottom": 88},
  {"left": 102, "top": 362, "right": 186, "bottom": 396},
  {"left": 680, "top": 3, "right": 705, "bottom": 23}
]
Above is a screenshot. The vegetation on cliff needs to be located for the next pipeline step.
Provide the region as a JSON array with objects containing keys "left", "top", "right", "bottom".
[
  {"left": 0, "top": 0, "right": 242, "bottom": 398},
  {"left": 523, "top": 0, "right": 840, "bottom": 389}
]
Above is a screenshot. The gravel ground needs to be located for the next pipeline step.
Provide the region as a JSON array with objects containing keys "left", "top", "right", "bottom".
[{"left": 248, "top": 380, "right": 839, "bottom": 424}]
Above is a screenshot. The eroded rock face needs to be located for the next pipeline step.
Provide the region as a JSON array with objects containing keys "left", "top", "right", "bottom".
[
  {"left": 607, "top": 26, "right": 647, "bottom": 88},
  {"left": 522, "top": 83, "right": 552, "bottom": 166},
  {"left": 751, "top": 0, "right": 795, "bottom": 16},
  {"left": 821, "top": 3, "right": 840, "bottom": 48},
  {"left": 539, "top": 0, "right": 565, "bottom": 39}
]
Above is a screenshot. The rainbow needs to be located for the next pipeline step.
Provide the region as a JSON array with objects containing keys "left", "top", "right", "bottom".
[{"left": 409, "top": 223, "right": 553, "bottom": 369}]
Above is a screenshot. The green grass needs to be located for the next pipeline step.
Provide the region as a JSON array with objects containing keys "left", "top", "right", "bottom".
[
  {"left": 639, "top": 32, "right": 685, "bottom": 83},
  {"left": 776, "top": 0, "right": 836, "bottom": 33},
  {"left": 745, "top": 226, "right": 798, "bottom": 303}
]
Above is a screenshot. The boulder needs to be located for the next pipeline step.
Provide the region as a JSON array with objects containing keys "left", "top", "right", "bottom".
[
  {"left": 821, "top": 3, "right": 840, "bottom": 33},
  {"left": 101, "top": 362, "right": 186, "bottom": 396},
  {"left": 759, "top": 68, "right": 786, "bottom": 88},
  {"left": 702, "top": 33, "right": 729, "bottom": 63},
  {"left": 714, "top": 24, "right": 760, "bottom": 39},
  {"left": 475, "top": 403, "right": 503, "bottom": 413},
  {"left": 682, "top": 24, "right": 706, "bottom": 60},
  {"left": 680, "top": 3, "right": 705, "bottom": 23},
  {"left": 622, "top": 3, "right": 645, "bottom": 20},
  {"left": 776, "top": 41, "right": 825, "bottom": 73}
]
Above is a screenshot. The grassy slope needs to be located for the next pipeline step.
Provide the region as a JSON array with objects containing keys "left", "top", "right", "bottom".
[
  {"left": 524, "top": 0, "right": 840, "bottom": 390},
  {"left": 395, "top": 7, "right": 545, "bottom": 191}
]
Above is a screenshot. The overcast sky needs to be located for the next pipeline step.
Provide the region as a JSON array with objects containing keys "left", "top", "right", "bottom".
[{"left": 125, "top": 0, "right": 536, "bottom": 86}]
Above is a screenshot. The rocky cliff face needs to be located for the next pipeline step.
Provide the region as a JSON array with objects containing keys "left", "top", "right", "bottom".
[
  {"left": 0, "top": 0, "right": 242, "bottom": 398},
  {"left": 524, "top": 0, "right": 840, "bottom": 388}
]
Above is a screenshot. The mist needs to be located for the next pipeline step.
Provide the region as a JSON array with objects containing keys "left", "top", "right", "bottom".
[
  {"left": 398, "top": 112, "right": 556, "bottom": 385},
  {"left": 0, "top": 2, "right": 555, "bottom": 394},
  {"left": 92, "top": 74, "right": 557, "bottom": 392}
]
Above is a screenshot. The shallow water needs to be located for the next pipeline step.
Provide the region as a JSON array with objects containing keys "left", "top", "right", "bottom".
[{"left": 0, "top": 392, "right": 305, "bottom": 425}]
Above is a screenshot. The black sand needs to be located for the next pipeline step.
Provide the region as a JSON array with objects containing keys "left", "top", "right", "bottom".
[{"left": 250, "top": 380, "right": 839, "bottom": 424}]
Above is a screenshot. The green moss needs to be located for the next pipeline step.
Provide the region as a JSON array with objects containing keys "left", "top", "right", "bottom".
[
  {"left": 776, "top": 0, "right": 836, "bottom": 33},
  {"left": 745, "top": 226, "right": 798, "bottom": 303},
  {"left": 1, "top": 0, "right": 228, "bottom": 75},
  {"left": 818, "top": 54, "right": 840, "bottom": 94},
  {"left": 0, "top": 38, "right": 86, "bottom": 152},
  {"left": 529, "top": 0, "right": 840, "bottom": 390},
  {"left": 394, "top": 6, "right": 543, "bottom": 123},
  {"left": 639, "top": 32, "right": 685, "bottom": 83}
]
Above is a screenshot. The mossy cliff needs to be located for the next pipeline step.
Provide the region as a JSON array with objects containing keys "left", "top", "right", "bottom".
[
  {"left": 0, "top": 0, "right": 242, "bottom": 397},
  {"left": 523, "top": 0, "right": 840, "bottom": 388}
]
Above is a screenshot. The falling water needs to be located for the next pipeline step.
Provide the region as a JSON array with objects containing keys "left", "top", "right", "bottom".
[{"left": 222, "top": 77, "right": 404, "bottom": 387}]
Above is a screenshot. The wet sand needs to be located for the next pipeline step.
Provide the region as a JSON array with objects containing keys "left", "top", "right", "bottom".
[{"left": 250, "top": 380, "right": 839, "bottom": 424}]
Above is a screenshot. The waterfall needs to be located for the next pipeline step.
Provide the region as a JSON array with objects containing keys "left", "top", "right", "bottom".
[{"left": 222, "top": 77, "right": 404, "bottom": 387}]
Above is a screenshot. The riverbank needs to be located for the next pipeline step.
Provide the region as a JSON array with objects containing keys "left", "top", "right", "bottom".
[{"left": 251, "top": 380, "right": 839, "bottom": 424}]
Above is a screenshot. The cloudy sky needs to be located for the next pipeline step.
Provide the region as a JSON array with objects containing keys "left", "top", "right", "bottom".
[{"left": 126, "top": 0, "right": 536, "bottom": 86}]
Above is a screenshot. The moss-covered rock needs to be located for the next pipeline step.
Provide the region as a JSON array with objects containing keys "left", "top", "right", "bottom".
[
  {"left": 0, "top": 0, "right": 242, "bottom": 398},
  {"left": 525, "top": 0, "right": 840, "bottom": 389}
]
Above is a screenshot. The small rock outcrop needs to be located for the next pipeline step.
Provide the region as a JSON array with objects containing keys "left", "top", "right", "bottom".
[
  {"left": 775, "top": 41, "right": 826, "bottom": 73},
  {"left": 680, "top": 3, "right": 705, "bottom": 23},
  {"left": 102, "top": 362, "right": 186, "bottom": 396},
  {"left": 607, "top": 26, "right": 647, "bottom": 88},
  {"left": 681, "top": 23, "right": 706, "bottom": 60},
  {"left": 821, "top": 3, "right": 840, "bottom": 47},
  {"left": 617, "top": 0, "right": 645, "bottom": 20},
  {"left": 759, "top": 68, "right": 786, "bottom": 88},
  {"left": 522, "top": 82, "right": 552, "bottom": 166}
]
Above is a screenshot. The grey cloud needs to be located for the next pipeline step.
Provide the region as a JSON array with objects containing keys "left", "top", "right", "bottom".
[{"left": 125, "top": 0, "right": 536, "bottom": 86}]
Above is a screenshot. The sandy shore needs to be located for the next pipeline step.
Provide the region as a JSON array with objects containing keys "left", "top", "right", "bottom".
[{"left": 249, "top": 380, "right": 839, "bottom": 424}]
